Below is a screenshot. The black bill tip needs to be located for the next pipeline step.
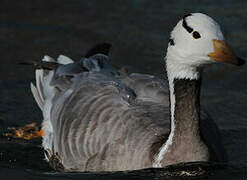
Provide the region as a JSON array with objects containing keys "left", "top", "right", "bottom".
[{"left": 236, "top": 57, "right": 245, "bottom": 66}]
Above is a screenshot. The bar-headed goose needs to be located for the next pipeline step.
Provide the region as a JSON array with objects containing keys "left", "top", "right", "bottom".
[{"left": 30, "top": 13, "right": 244, "bottom": 172}]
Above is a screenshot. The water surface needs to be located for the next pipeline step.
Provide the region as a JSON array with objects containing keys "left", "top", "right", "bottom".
[{"left": 0, "top": 0, "right": 247, "bottom": 179}]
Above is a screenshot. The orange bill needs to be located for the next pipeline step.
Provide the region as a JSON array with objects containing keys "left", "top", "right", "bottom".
[{"left": 208, "top": 39, "right": 245, "bottom": 66}]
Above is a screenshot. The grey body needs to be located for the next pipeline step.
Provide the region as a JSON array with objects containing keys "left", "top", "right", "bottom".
[{"left": 32, "top": 55, "right": 226, "bottom": 172}]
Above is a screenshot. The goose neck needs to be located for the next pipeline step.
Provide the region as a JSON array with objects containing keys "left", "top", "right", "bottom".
[
  {"left": 153, "top": 59, "right": 203, "bottom": 167},
  {"left": 169, "top": 77, "right": 201, "bottom": 136}
]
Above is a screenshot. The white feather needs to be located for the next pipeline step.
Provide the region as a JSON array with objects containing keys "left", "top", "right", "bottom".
[
  {"left": 57, "top": 55, "right": 74, "bottom": 64},
  {"left": 30, "top": 55, "right": 60, "bottom": 160},
  {"left": 43, "top": 55, "right": 55, "bottom": 62},
  {"left": 30, "top": 82, "right": 43, "bottom": 110}
]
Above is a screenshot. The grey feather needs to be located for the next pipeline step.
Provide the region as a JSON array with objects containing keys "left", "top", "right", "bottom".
[{"left": 31, "top": 55, "right": 226, "bottom": 172}]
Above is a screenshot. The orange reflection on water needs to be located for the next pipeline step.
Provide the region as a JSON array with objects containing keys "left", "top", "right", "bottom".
[{"left": 4, "top": 123, "right": 44, "bottom": 140}]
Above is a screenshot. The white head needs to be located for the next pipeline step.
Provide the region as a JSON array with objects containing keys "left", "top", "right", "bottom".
[{"left": 166, "top": 13, "right": 244, "bottom": 80}]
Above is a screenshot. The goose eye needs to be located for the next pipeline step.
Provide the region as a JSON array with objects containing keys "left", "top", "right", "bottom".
[{"left": 192, "top": 31, "right": 201, "bottom": 39}]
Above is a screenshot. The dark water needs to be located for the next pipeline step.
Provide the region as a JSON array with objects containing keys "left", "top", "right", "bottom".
[{"left": 0, "top": 0, "right": 247, "bottom": 179}]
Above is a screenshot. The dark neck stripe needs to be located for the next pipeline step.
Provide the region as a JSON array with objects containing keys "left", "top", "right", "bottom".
[
  {"left": 182, "top": 13, "right": 193, "bottom": 33},
  {"left": 173, "top": 78, "right": 201, "bottom": 134}
]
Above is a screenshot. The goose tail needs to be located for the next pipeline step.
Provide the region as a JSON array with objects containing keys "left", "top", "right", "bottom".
[
  {"left": 30, "top": 55, "right": 74, "bottom": 160},
  {"left": 30, "top": 55, "right": 56, "bottom": 110}
]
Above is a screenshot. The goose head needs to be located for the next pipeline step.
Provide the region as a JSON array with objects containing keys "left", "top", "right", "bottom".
[{"left": 166, "top": 13, "right": 245, "bottom": 80}]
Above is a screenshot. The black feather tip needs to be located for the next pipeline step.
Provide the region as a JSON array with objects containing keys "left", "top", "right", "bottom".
[{"left": 85, "top": 43, "right": 112, "bottom": 58}]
